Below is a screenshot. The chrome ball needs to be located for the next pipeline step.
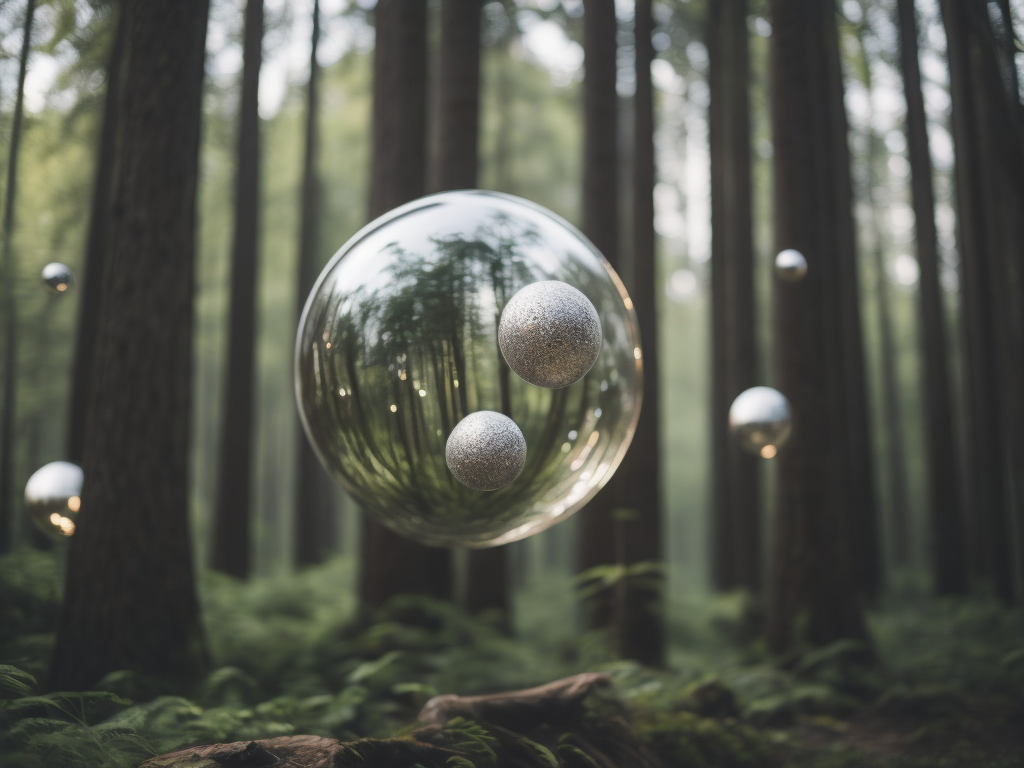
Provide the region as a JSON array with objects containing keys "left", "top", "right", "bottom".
[
  {"left": 774, "top": 249, "right": 808, "bottom": 282},
  {"left": 25, "top": 461, "right": 83, "bottom": 538},
  {"left": 729, "top": 386, "right": 792, "bottom": 458},
  {"left": 446, "top": 411, "right": 527, "bottom": 491},
  {"left": 499, "top": 280, "right": 602, "bottom": 389},
  {"left": 41, "top": 263, "right": 75, "bottom": 295}
]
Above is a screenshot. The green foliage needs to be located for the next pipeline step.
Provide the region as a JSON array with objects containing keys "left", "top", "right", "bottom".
[{"left": 1, "top": 551, "right": 1023, "bottom": 767}]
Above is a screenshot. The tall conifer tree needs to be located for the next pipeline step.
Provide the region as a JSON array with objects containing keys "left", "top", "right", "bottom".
[
  {"left": 0, "top": 0, "right": 37, "bottom": 553},
  {"left": 359, "top": 0, "right": 452, "bottom": 609},
  {"left": 50, "top": 0, "right": 211, "bottom": 689},
  {"left": 766, "top": 0, "right": 868, "bottom": 651},
  {"left": 211, "top": 0, "right": 265, "bottom": 578},
  {"left": 708, "top": 0, "right": 760, "bottom": 594}
]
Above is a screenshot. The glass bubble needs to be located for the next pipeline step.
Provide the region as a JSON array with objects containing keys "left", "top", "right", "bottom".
[
  {"left": 774, "top": 249, "right": 808, "bottom": 282},
  {"left": 729, "top": 386, "right": 792, "bottom": 458},
  {"left": 25, "top": 461, "right": 83, "bottom": 539},
  {"left": 41, "top": 262, "right": 75, "bottom": 295},
  {"left": 295, "top": 191, "right": 642, "bottom": 547}
]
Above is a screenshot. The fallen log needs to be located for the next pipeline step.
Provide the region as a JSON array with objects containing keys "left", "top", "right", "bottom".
[{"left": 140, "top": 673, "right": 665, "bottom": 768}]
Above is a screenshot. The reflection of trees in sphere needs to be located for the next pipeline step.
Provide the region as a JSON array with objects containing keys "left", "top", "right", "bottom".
[
  {"left": 729, "top": 386, "right": 792, "bottom": 458},
  {"left": 295, "top": 191, "right": 642, "bottom": 547},
  {"left": 498, "top": 281, "right": 601, "bottom": 388},
  {"left": 774, "top": 249, "right": 808, "bottom": 282},
  {"left": 25, "top": 461, "right": 83, "bottom": 538},
  {"left": 445, "top": 411, "right": 527, "bottom": 491},
  {"left": 41, "top": 263, "right": 75, "bottom": 295}
]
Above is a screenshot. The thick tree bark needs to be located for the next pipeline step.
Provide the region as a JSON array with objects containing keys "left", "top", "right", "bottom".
[
  {"left": 766, "top": 0, "right": 867, "bottom": 653},
  {"left": 211, "top": 0, "right": 264, "bottom": 579},
  {"left": 895, "top": 0, "right": 967, "bottom": 593},
  {"left": 68, "top": 1, "right": 126, "bottom": 465},
  {"left": 577, "top": 0, "right": 622, "bottom": 636},
  {"left": 610, "top": 0, "right": 665, "bottom": 665},
  {"left": 825, "top": 13, "right": 882, "bottom": 601},
  {"left": 359, "top": 0, "right": 452, "bottom": 609},
  {"left": 431, "top": 0, "right": 481, "bottom": 192},
  {"left": 938, "top": 0, "right": 1016, "bottom": 603},
  {"left": 428, "top": 0, "right": 506, "bottom": 623},
  {"left": 0, "top": 0, "right": 37, "bottom": 554},
  {"left": 294, "top": 0, "right": 338, "bottom": 567},
  {"left": 49, "top": 0, "right": 210, "bottom": 690},
  {"left": 708, "top": 0, "right": 760, "bottom": 594}
]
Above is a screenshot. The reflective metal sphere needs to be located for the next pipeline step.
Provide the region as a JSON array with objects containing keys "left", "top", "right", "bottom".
[
  {"left": 446, "top": 411, "right": 527, "bottom": 491},
  {"left": 774, "top": 249, "right": 808, "bottom": 282},
  {"left": 296, "top": 190, "right": 642, "bottom": 547},
  {"left": 41, "top": 262, "right": 75, "bottom": 295},
  {"left": 25, "top": 461, "right": 83, "bottom": 538},
  {"left": 729, "top": 386, "right": 792, "bottom": 458},
  {"left": 499, "top": 281, "right": 601, "bottom": 388}
]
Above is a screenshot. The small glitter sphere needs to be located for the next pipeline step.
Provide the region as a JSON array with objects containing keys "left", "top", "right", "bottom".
[
  {"left": 296, "top": 190, "right": 642, "bottom": 547},
  {"left": 774, "top": 249, "right": 808, "bottom": 282},
  {"left": 41, "top": 263, "right": 75, "bottom": 295},
  {"left": 446, "top": 411, "right": 527, "bottom": 491},
  {"left": 499, "top": 281, "right": 601, "bottom": 389},
  {"left": 729, "top": 386, "right": 792, "bottom": 458},
  {"left": 25, "top": 461, "right": 83, "bottom": 539}
]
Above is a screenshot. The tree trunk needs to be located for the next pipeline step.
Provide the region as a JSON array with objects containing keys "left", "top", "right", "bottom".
[
  {"left": 826, "top": 12, "right": 882, "bottom": 601},
  {"left": 429, "top": 0, "right": 504, "bottom": 623},
  {"left": 49, "top": 0, "right": 210, "bottom": 690},
  {"left": 211, "top": 0, "right": 264, "bottom": 579},
  {"left": 851, "top": 19, "right": 912, "bottom": 575},
  {"left": 294, "top": 0, "right": 338, "bottom": 568},
  {"left": 869, "top": 227, "right": 911, "bottom": 569},
  {"left": 605, "top": 0, "right": 664, "bottom": 665},
  {"left": 708, "top": 0, "right": 760, "bottom": 594},
  {"left": 0, "top": 0, "right": 37, "bottom": 554},
  {"left": 895, "top": 0, "right": 967, "bottom": 594},
  {"left": 938, "top": 0, "right": 1016, "bottom": 603},
  {"left": 68, "top": 0, "right": 126, "bottom": 465},
  {"left": 766, "top": 0, "right": 867, "bottom": 653},
  {"left": 359, "top": 0, "right": 452, "bottom": 609},
  {"left": 431, "top": 0, "right": 481, "bottom": 192},
  {"left": 578, "top": 0, "right": 621, "bottom": 636}
]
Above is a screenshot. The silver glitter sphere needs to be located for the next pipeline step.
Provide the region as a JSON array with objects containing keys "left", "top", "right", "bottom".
[
  {"left": 296, "top": 191, "right": 642, "bottom": 547},
  {"left": 446, "top": 411, "right": 527, "bottom": 491},
  {"left": 41, "top": 262, "right": 75, "bottom": 295},
  {"left": 25, "top": 461, "right": 83, "bottom": 539},
  {"left": 774, "top": 249, "right": 808, "bottom": 282},
  {"left": 729, "top": 386, "right": 792, "bottom": 458},
  {"left": 498, "top": 281, "right": 602, "bottom": 389}
]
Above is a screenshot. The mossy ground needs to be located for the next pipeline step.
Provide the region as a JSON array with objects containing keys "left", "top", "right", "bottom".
[{"left": 1, "top": 548, "right": 1021, "bottom": 767}]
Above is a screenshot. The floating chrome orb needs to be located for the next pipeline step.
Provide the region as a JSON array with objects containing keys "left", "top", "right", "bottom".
[
  {"left": 25, "top": 461, "right": 83, "bottom": 539},
  {"left": 774, "top": 249, "right": 808, "bottom": 282},
  {"left": 296, "top": 190, "right": 642, "bottom": 547},
  {"left": 41, "top": 262, "right": 75, "bottom": 295},
  {"left": 446, "top": 411, "right": 527, "bottom": 491},
  {"left": 499, "top": 281, "right": 601, "bottom": 389},
  {"left": 729, "top": 386, "right": 792, "bottom": 458}
]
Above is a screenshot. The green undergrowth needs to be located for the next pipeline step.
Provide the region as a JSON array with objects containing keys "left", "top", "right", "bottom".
[{"left": 1, "top": 548, "right": 1022, "bottom": 767}]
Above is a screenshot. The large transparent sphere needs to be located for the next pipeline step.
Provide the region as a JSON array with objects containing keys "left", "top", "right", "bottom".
[
  {"left": 25, "top": 461, "right": 83, "bottom": 539},
  {"left": 295, "top": 191, "right": 642, "bottom": 547}
]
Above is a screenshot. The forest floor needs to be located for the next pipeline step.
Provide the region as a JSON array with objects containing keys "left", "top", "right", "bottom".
[{"left": 1, "top": 548, "right": 1022, "bottom": 768}]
